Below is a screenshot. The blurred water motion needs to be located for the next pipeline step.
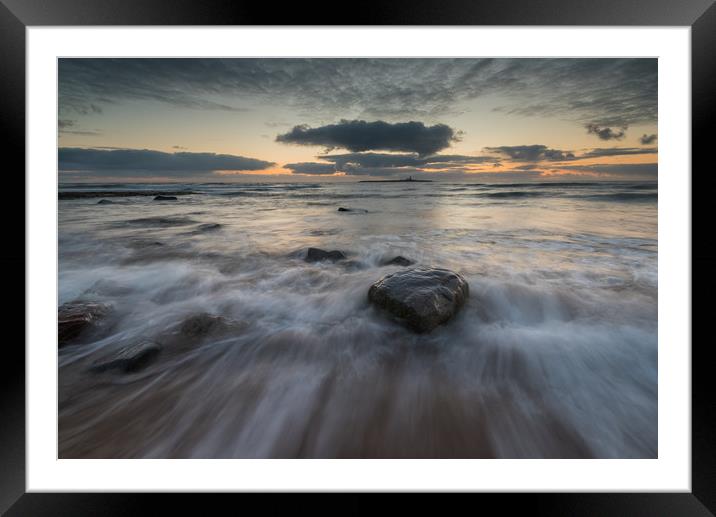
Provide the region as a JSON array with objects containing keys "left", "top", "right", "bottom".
[{"left": 58, "top": 181, "right": 657, "bottom": 458}]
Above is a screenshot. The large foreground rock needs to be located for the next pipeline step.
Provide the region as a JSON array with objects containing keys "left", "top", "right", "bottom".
[
  {"left": 90, "top": 340, "right": 161, "bottom": 373},
  {"left": 58, "top": 301, "right": 112, "bottom": 346},
  {"left": 368, "top": 267, "right": 469, "bottom": 333}
]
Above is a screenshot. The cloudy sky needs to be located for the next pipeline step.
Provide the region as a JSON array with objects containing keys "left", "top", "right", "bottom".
[{"left": 58, "top": 58, "right": 657, "bottom": 182}]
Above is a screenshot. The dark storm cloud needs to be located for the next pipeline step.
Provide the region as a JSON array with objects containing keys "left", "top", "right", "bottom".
[
  {"left": 59, "top": 58, "right": 657, "bottom": 126},
  {"left": 283, "top": 162, "right": 337, "bottom": 175},
  {"left": 59, "top": 148, "right": 275, "bottom": 173},
  {"left": 283, "top": 151, "right": 657, "bottom": 180},
  {"left": 340, "top": 165, "right": 427, "bottom": 177},
  {"left": 284, "top": 152, "right": 500, "bottom": 176},
  {"left": 581, "top": 147, "right": 657, "bottom": 158},
  {"left": 640, "top": 134, "right": 658, "bottom": 145},
  {"left": 483, "top": 145, "right": 575, "bottom": 162},
  {"left": 319, "top": 152, "right": 496, "bottom": 169},
  {"left": 319, "top": 152, "right": 426, "bottom": 169},
  {"left": 586, "top": 123, "right": 627, "bottom": 141},
  {"left": 283, "top": 145, "right": 657, "bottom": 177},
  {"left": 276, "top": 120, "right": 457, "bottom": 155},
  {"left": 284, "top": 162, "right": 424, "bottom": 177}
]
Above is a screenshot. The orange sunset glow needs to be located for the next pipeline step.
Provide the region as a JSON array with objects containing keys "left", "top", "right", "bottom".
[{"left": 58, "top": 58, "right": 657, "bottom": 183}]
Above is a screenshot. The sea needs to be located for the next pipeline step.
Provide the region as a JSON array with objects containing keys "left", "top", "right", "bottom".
[{"left": 57, "top": 180, "right": 658, "bottom": 458}]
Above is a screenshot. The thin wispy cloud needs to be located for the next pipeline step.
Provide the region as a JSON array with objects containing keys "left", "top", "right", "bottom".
[
  {"left": 58, "top": 58, "right": 658, "bottom": 183},
  {"left": 59, "top": 58, "right": 657, "bottom": 126},
  {"left": 558, "top": 163, "right": 657, "bottom": 178},
  {"left": 58, "top": 119, "right": 102, "bottom": 136},
  {"left": 581, "top": 147, "right": 657, "bottom": 158}
]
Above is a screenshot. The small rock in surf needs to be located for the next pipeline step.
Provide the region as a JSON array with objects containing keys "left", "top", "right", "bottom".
[
  {"left": 58, "top": 301, "right": 112, "bottom": 346},
  {"left": 195, "top": 223, "right": 222, "bottom": 232},
  {"left": 89, "top": 339, "right": 161, "bottom": 373},
  {"left": 179, "top": 312, "right": 244, "bottom": 337},
  {"left": 153, "top": 195, "right": 178, "bottom": 201},
  {"left": 381, "top": 256, "right": 414, "bottom": 267},
  {"left": 305, "top": 247, "right": 347, "bottom": 262},
  {"left": 337, "top": 207, "right": 368, "bottom": 213},
  {"left": 368, "top": 267, "right": 469, "bottom": 333},
  {"left": 97, "top": 199, "right": 114, "bottom": 204}
]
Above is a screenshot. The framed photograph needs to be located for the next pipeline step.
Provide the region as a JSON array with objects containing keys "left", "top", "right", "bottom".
[{"left": 3, "top": 0, "right": 713, "bottom": 513}]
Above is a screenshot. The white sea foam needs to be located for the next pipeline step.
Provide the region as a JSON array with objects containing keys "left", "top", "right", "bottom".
[{"left": 57, "top": 181, "right": 657, "bottom": 458}]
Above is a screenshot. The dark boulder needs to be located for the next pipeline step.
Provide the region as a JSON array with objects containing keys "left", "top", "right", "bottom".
[
  {"left": 381, "top": 256, "right": 414, "bottom": 267},
  {"left": 368, "top": 267, "right": 469, "bottom": 333},
  {"left": 90, "top": 340, "right": 161, "bottom": 373},
  {"left": 179, "top": 312, "right": 244, "bottom": 338},
  {"left": 97, "top": 199, "right": 114, "bottom": 204},
  {"left": 337, "top": 207, "right": 367, "bottom": 213},
  {"left": 58, "top": 301, "right": 112, "bottom": 346},
  {"left": 305, "top": 247, "right": 347, "bottom": 262},
  {"left": 153, "top": 195, "right": 178, "bottom": 201},
  {"left": 337, "top": 207, "right": 351, "bottom": 212}
]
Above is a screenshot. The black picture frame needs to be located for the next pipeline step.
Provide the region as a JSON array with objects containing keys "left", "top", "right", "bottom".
[{"left": 2, "top": 0, "right": 713, "bottom": 514}]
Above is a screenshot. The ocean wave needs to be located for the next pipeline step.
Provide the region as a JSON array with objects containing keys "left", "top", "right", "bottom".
[
  {"left": 580, "top": 192, "right": 658, "bottom": 202},
  {"left": 57, "top": 180, "right": 657, "bottom": 458}
]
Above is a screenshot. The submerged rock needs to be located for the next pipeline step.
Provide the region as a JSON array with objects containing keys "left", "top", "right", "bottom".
[
  {"left": 120, "top": 216, "right": 197, "bottom": 228},
  {"left": 153, "top": 195, "right": 178, "bottom": 201},
  {"left": 179, "top": 312, "right": 243, "bottom": 338},
  {"left": 341, "top": 259, "right": 369, "bottom": 271},
  {"left": 195, "top": 223, "right": 222, "bottom": 232},
  {"left": 97, "top": 199, "right": 114, "bottom": 205},
  {"left": 58, "top": 301, "right": 112, "bottom": 346},
  {"left": 127, "top": 239, "right": 164, "bottom": 249},
  {"left": 368, "top": 267, "right": 469, "bottom": 333},
  {"left": 83, "top": 279, "right": 133, "bottom": 297},
  {"left": 59, "top": 190, "right": 190, "bottom": 200},
  {"left": 381, "top": 256, "right": 414, "bottom": 267},
  {"left": 337, "top": 207, "right": 351, "bottom": 212},
  {"left": 337, "top": 207, "right": 368, "bottom": 213},
  {"left": 305, "top": 247, "right": 347, "bottom": 262},
  {"left": 90, "top": 340, "right": 161, "bottom": 373}
]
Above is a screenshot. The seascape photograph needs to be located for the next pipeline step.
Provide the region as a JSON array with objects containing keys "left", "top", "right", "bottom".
[{"left": 57, "top": 58, "right": 658, "bottom": 459}]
